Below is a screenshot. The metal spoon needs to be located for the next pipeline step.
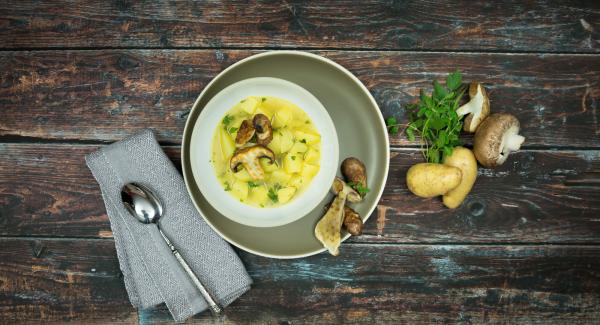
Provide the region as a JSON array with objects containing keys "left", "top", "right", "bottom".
[{"left": 121, "top": 183, "right": 222, "bottom": 316}]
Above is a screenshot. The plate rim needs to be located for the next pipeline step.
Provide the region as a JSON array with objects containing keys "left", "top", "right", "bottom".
[{"left": 182, "top": 50, "right": 390, "bottom": 259}]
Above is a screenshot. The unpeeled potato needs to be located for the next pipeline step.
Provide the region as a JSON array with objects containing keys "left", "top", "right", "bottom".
[
  {"left": 442, "top": 147, "right": 477, "bottom": 209},
  {"left": 406, "top": 163, "right": 462, "bottom": 198}
]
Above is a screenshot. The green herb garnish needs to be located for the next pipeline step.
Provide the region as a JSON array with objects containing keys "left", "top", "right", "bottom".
[
  {"left": 267, "top": 184, "right": 282, "bottom": 203},
  {"left": 261, "top": 97, "right": 266, "bottom": 102},
  {"left": 223, "top": 182, "right": 232, "bottom": 191},
  {"left": 299, "top": 138, "right": 307, "bottom": 144},
  {"left": 222, "top": 115, "right": 234, "bottom": 130},
  {"left": 348, "top": 182, "right": 370, "bottom": 196},
  {"left": 291, "top": 155, "right": 296, "bottom": 160},
  {"left": 228, "top": 127, "right": 239, "bottom": 134},
  {"left": 248, "top": 181, "right": 260, "bottom": 188},
  {"left": 406, "top": 70, "right": 466, "bottom": 163}
]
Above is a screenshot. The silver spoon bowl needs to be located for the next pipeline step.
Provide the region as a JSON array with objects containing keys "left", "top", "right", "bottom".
[{"left": 121, "top": 183, "right": 222, "bottom": 316}]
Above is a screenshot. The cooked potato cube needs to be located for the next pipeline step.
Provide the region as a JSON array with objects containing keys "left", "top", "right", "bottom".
[
  {"left": 302, "top": 164, "right": 319, "bottom": 178},
  {"left": 239, "top": 97, "right": 259, "bottom": 114},
  {"left": 278, "top": 187, "right": 297, "bottom": 204},
  {"left": 290, "top": 141, "right": 308, "bottom": 154},
  {"left": 304, "top": 148, "right": 320, "bottom": 164},
  {"left": 294, "top": 130, "right": 320, "bottom": 145},
  {"left": 272, "top": 107, "right": 293, "bottom": 128},
  {"left": 231, "top": 180, "right": 248, "bottom": 200},
  {"left": 284, "top": 153, "right": 303, "bottom": 173},
  {"left": 278, "top": 129, "right": 295, "bottom": 153},
  {"left": 233, "top": 168, "right": 253, "bottom": 181},
  {"left": 249, "top": 186, "right": 268, "bottom": 205},
  {"left": 219, "top": 128, "right": 236, "bottom": 159},
  {"left": 269, "top": 170, "right": 292, "bottom": 184}
]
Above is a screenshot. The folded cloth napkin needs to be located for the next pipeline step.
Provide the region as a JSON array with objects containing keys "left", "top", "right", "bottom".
[{"left": 86, "top": 129, "right": 252, "bottom": 322}]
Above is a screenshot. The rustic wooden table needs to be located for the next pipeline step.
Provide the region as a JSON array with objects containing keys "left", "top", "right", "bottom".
[{"left": 1, "top": 1, "right": 600, "bottom": 323}]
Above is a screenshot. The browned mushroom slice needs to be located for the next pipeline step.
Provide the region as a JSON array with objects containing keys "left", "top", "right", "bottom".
[
  {"left": 253, "top": 114, "right": 273, "bottom": 146},
  {"left": 230, "top": 145, "right": 275, "bottom": 180},
  {"left": 235, "top": 119, "right": 255, "bottom": 146},
  {"left": 341, "top": 157, "right": 368, "bottom": 196},
  {"left": 331, "top": 177, "right": 362, "bottom": 203},
  {"left": 343, "top": 206, "right": 363, "bottom": 236}
]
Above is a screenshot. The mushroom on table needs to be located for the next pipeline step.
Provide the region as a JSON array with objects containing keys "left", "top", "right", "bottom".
[
  {"left": 456, "top": 82, "right": 490, "bottom": 133},
  {"left": 473, "top": 113, "right": 525, "bottom": 168}
]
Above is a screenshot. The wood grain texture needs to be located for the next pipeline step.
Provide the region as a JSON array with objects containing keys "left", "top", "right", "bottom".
[
  {"left": 1, "top": 143, "right": 598, "bottom": 243},
  {"left": 1, "top": 50, "right": 600, "bottom": 147},
  {"left": 1, "top": 238, "right": 599, "bottom": 323},
  {"left": 0, "top": 1, "right": 598, "bottom": 52}
]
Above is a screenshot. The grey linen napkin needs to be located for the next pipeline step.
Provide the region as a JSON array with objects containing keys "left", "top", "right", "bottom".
[{"left": 85, "top": 129, "right": 252, "bottom": 322}]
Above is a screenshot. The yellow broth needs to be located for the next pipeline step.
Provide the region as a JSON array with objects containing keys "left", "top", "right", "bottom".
[{"left": 211, "top": 96, "right": 321, "bottom": 207}]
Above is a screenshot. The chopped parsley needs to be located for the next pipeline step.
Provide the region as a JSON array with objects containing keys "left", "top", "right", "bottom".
[
  {"left": 248, "top": 181, "right": 260, "bottom": 188},
  {"left": 267, "top": 184, "right": 282, "bottom": 203},
  {"left": 348, "top": 182, "right": 370, "bottom": 196},
  {"left": 291, "top": 155, "right": 296, "bottom": 160},
  {"left": 261, "top": 97, "right": 267, "bottom": 102},
  {"left": 228, "top": 126, "right": 238, "bottom": 134},
  {"left": 299, "top": 138, "right": 307, "bottom": 144},
  {"left": 223, "top": 182, "right": 232, "bottom": 191}
]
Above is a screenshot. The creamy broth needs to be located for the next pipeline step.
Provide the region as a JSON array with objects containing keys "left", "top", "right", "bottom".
[{"left": 211, "top": 96, "right": 321, "bottom": 207}]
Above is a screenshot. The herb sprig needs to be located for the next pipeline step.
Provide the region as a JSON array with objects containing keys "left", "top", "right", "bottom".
[
  {"left": 349, "top": 182, "right": 370, "bottom": 196},
  {"left": 405, "top": 70, "right": 466, "bottom": 163}
]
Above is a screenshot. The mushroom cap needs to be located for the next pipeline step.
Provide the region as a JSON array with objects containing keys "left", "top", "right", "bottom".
[
  {"left": 229, "top": 145, "right": 275, "bottom": 179},
  {"left": 341, "top": 157, "right": 367, "bottom": 190},
  {"left": 462, "top": 83, "right": 490, "bottom": 133},
  {"left": 235, "top": 119, "right": 256, "bottom": 146},
  {"left": 253, "top": 114, "right": 273, "bottom": 146},
  {"left": 473, "top": 113, "right": 520, "bottom": 168}
]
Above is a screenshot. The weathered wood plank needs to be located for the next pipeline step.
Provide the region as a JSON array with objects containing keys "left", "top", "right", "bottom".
[
  {"left": 1, "top": 144, "right": 599, "bottom": 243},
  {"left": 1, "top": 50, "right": 599, "bottom": 147},
  {"left": 1, "top": 238, "right": 599, "bottom": 323},
  {"left": 0, "top": 1, "right": 598, "bottom": 52}
]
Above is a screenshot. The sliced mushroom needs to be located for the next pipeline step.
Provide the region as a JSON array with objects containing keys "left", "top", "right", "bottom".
[
  {"left": 315, "top": 180, "right": 356, "bottom": 256},
  {"left": 331, "top": 177, "right": 362, "bottom": 203},
  {"left": 473, "top": 113, "right": 525, "bottom": 168},
  {"left": 230, "top": 145, "right": 275, "bottom": 180},
  {"left": 343, "top": 206, "right": 363, "bottom": 236},
  {"left": 253, "top": 114, "right": 273, "bottom": 146},
  {"left": 456, "top": 82, "right": 490, "bottom": 133},
  {"left": 341, "top": 157, "right": 368, "bottom": 196},
  {"left": 235, "top": 119, "right": 256, "bottom": 146}
]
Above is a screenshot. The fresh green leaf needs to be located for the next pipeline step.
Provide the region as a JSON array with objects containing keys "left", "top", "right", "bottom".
[
  {"left": 405, "top": 70, "right": 466, "bottom": 162},
  {"left": 446, "top": 70, "right": 462, "bottom": 91},
  {"left": 228, "top": 127, "right": 238, "bottom": 134},
  {"left": 248, "top": 181, "right": 260, "bottom": 188},
  {"left": 222, "top": 115, "right": 234, "bottom": 127},
  {"left": 348, "top": 182, "right": 370, "bottom": 196}
]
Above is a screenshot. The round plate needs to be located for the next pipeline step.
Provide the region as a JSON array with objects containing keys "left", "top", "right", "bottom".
[
  {"left": 189, "top": 77, "right": 339, "bottom": 227},
  {"left": 182, "top": 51, "right": 389, "bottom": 258}
]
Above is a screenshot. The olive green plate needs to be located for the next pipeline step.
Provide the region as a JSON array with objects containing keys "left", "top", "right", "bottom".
[{"left": 182, "top": 51, "right": 389, "bottom": 258}]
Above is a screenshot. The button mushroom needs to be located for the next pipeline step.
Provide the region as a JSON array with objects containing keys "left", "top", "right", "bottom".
[
  {"left": 235, "top": 119, "right": 255, "bottom": 146},
  {"left": 253, "top": 114, "right": 273, "bottom": 146},
  {"left": 473, "top": 113, "right": 525, "bottom": 168},
  {"left": 343, "top": 206, "right": 363, "bottom": 236},
  {"left": 315, "top": 178, "right": 360, "bottom": 255},
  {"left": 341, "top": 157, "right": 368, "bottom": 196},
  {"left": 230, "top": 145, "right": 275, "bottom": 180},
  {"left": 456, "top": 82, "right": 490, "bottom": 133}
]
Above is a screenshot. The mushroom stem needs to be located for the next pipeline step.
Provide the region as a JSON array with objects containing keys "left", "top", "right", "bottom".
[
  {"left": 504, "top": 134, "right": 525, "bottom": 152},
  {"left": 456, "top": 85, "right": 484, "bottom": 117}
]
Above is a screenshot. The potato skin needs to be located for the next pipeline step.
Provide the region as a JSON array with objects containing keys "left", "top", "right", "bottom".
[
  {"left": 406, "top": 163, "right": 462, "bottom": 198},
  {"left": 442, "top": 147, "right": 478, "bottom": 209}
]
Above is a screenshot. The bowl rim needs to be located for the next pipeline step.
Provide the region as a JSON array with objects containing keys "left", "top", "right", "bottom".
[
  {"left": 182, "top": 50, "right": 390, "bottom": 258},
  {"left": 189, "top": 76, "right": 339, "bottom": 227}
]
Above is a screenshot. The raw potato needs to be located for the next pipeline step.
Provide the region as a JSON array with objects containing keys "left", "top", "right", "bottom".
[
  {"left": 406, "top": 163, "right": 462, "bottom": 198},
  {"left": 442, "top": 147, "right": 478, "bottom": 209}
]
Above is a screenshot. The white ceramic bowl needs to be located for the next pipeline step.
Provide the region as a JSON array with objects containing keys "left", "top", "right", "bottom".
[{"left": 189, "top": 77, "right": 339, "bottom": 227}]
